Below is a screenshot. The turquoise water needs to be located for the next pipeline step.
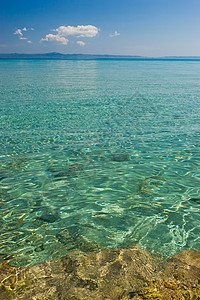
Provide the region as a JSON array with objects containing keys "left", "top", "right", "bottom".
[{"left": 0, "top": 59, "right": 199, "bottom": 266}]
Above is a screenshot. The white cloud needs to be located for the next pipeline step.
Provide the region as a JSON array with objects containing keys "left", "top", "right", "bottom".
[
  {"left": 76, "top": 41, "right": 85, "bottom": 46},
  {"left": 41, "top": 25, "right": 98, "bottom": 46},
  {"left": 14, "top": 29, "right": 23, "bottom": 36},
  {"left": 54, "top": 25, "right": 99, "bottom": 37},
  {"left": 41, "top": 34, "right": 69, "bottom": 45},
  {"left": 14, "top": 27, "right": 32, "bottom": 35},
  {"left": 109, "top": 31, "right": 120, "bottom": 38},
  {"left": 14, "top": 27, "right": 34, "bottom": 43},
  {"left": 27, "top": 41, "right": 32, "bottom": 43}
]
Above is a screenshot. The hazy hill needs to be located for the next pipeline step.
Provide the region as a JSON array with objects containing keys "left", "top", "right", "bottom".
[{"left": 0, "top": 53, "right": 200, "bottom": 60}]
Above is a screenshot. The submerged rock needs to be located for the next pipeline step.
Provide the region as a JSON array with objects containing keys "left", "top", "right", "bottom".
[
  {"left": 39, "top": 212, "right": 58, "bottom": 223},
  {"left": 56, "top": 229, "right": 70, "bottom": 244},
  {"left": 46, "top": 164, "right": 83, "bottom": 180},
  {"left": 189, "top": 198, "right": 200, "bottom": 204},
  {"left": 0, "top": 247, "right": 199, "bottom": 299},
  {"left": 109, "top": 153, "right": 131, "bottom": 162},
  {"left": 35, "top": 244, "right": 45, "bottom": 252},
  {"left": 0, "top": 175, "right": 6, "bottom": 182},
  {"left": 56, "top": 228, "right": 100, "bottom": 253}
]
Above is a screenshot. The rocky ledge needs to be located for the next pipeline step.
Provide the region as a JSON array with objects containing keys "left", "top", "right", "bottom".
[{"left": 0, "top": 245, "right": 199, "bottom": 299}]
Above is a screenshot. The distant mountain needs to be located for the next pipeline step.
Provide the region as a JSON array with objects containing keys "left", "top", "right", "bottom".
[
  {"left": 0, "top": 53, "right": 142, "bottom": 59},
  {"left": 0, "top": 53, "right": 200, "bottom": 60},
  {"left": 162, "top": 56, "right": 200, "bottom": 59}
]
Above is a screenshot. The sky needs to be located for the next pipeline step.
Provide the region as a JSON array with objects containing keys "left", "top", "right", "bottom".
[{"left": 1, "top": 0, "right": 200, "bottom": 56}]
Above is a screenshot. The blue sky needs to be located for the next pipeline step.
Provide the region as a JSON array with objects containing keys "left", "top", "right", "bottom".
[{"left": 1, "top": 0, "right": 200, "bottom": 56}]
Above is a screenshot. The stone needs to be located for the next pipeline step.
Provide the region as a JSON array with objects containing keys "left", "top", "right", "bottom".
[
  {"left": 39, "top": 213, "right": 58, "bottom": 223},
  {"left": 0, "top": 247, "right": 199, "bottom": 300},
  {"left": 35, "top": 244, "right": 45, "bottom": 252},
  {"left": 189, "top": 198, "right": 200, "bottom": 204},
  {"left": 109, "top": 153, "right": 130, "bottom": 162}
]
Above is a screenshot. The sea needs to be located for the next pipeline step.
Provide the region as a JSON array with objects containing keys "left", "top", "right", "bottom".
[{"left": 0, "top": 59, "right": 199, "bottom": 267}]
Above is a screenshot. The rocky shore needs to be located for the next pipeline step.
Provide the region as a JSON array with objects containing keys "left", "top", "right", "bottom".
[{"left": 0, "top": 245, "right": 199, "bottom": 299}]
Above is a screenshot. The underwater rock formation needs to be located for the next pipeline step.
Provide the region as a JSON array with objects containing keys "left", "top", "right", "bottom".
[{"left": 0, "top": 246, "right": 199, "bottom": 299}]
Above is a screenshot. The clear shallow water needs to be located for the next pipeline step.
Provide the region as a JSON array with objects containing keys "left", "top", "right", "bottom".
[{"left": 0, "top": 59, "right": 199, "bottom": 266}]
